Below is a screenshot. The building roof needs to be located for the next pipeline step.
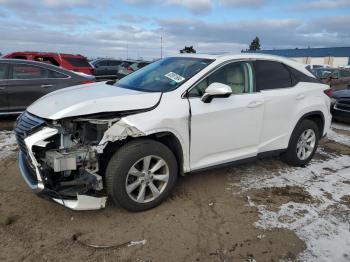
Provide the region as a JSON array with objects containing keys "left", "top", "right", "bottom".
[{"left": 243, "top": 47, "right": 350, "bottom": 57}]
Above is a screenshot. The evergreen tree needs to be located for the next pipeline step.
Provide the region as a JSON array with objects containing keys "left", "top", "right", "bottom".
[
  {"left": 180, "top": 46, "right": 196, "bottom": 53},
  {"left": 249, "top": 37, "right": 261, "bottom": 51}
]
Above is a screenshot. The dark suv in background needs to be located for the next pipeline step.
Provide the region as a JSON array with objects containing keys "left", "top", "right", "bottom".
[{"left": 90, "top": 59, "right": 124, "bottom": 80}]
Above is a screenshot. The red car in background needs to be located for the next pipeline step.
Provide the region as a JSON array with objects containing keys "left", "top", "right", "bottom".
[{"left": 3, "top": 51, "right": 94, "bottom": 75}]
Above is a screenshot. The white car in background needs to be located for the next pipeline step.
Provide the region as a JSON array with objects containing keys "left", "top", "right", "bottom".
[{"left": 15, "top": 54, "right": 331, "bottom": 211}]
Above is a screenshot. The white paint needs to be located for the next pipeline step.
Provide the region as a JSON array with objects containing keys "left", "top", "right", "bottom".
[
  {"left": 27, "top": 82, "right": 162, "bottom": 120},
  {"left": 0, "top": 131, "right": 17, "bottom": 160},
  {"left": 239, "top": 149, "right": 350, "bottom": 262}
]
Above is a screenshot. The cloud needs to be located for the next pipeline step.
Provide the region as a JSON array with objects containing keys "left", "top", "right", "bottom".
[
  {"left": 122, "top": 0, "right": 213, "bottom": 14},
  {"left": 219, "top": 0, "right": 268, "bottom": 8},
  {"left": 166, "top": 0, "right": 213, "bottom": 14},
  {"left": 115, "top": 13, "right": 150, "bottom": 23},
  {"left": 298, "top": 0, "right": 350, "bottom": 9}
]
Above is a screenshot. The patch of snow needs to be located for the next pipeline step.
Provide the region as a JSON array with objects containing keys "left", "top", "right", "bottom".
[
  {"left": 127, "top": 239, "right": 147, "bottom": 247},
  {"left": 327, "top": 129, "right": 350, "bottom": 146},
  {"left": 0, "top": 131, "right": 17, "bottom": 159},
  {"left": 240, "top": 150, "right": 350, "bottom": 262},
  {"left": 332, "top": 122, "right": 350, "bottom": 132}
]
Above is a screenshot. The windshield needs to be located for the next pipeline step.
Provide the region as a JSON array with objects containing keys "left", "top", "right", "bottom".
[{"left": 115, "top": 57, "right": 214, "bottom": 92}]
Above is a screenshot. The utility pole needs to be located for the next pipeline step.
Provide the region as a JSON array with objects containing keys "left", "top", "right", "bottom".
[{"left": 160, "top": 27, "right": 163, "bottom": 59}]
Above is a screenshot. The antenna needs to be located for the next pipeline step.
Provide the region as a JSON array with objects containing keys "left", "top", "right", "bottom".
[{"left": 160, "top": 27, "right": 163, "bottom": 59}]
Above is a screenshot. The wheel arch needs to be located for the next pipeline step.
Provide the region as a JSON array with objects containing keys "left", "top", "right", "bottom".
[
  {"left": 291, "top": 111, "right": 325, "bottom": 142},
  {"left": 100, "top": 131, "right": 185, "bottom": 176}
]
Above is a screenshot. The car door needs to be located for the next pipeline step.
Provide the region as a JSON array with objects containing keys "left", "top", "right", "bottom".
[
  {"left": 0, "top": 62, "right": 9, "bottom": 112},
  {"left": 94, "top": 60, "right": 109, "bottom": 76},
  {"left": 187, "top": 61, "right": 264, "bottom": 170},
  {"left": 7, "top": 63, "right": 68, "bottom": 111},
  {"left": 108, "top": 60, "right": 121, "bottom": 76},
  {"left": 252, "top": 60, "right": 298, "bottom": 152}
]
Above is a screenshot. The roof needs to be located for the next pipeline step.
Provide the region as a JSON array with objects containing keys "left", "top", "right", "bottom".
[
  {"left": 3, "top": 51, "right": 86, "bottom": 58},
  {"left": 242, "top": 47, "right": 350, "bottom": 57},
  {"left": 170, "top": 53, "right": 313, "bottom": 77}
]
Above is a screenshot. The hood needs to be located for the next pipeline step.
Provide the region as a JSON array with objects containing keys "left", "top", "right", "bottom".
[
  {"left": 333, "top": 89, "right": 350, "bottom": 99},
  {"left": 27, "top": 82, "right": 162, "bottom": 120}
]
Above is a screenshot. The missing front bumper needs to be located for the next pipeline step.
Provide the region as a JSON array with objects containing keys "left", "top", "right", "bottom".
[{"left": 18, "top": 149, "right": 108, "bottom": 211}]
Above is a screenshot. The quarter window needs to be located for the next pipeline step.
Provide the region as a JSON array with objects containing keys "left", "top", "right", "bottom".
[
  {"left": 254, "top": 60, "right": 292, "bottom": 91},
  {"left": 188, "top": 61, "right": 254, "bottom": 97}
]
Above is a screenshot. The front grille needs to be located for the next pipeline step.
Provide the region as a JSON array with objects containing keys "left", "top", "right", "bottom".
[
  {"left": 335, "top": 98, "right": 350, "bottom": 112},
  {"left": 14, "top": 111, "right": 45, "bottom": 155}
]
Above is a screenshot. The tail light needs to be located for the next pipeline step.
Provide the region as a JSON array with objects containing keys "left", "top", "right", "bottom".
[
  {"left": 324, "top": 88, "right": 333, "bottom": 97},
  {"left": 80, "top": 80, "right": 95, "bottom": 84},
  {"left": 127, "top": 66, "right": 134, "bottom": 71}
]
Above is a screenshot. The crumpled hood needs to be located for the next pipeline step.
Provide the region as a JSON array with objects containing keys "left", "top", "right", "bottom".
[{"left": 27, "top": 82, "right": 162, "bottom": 120}]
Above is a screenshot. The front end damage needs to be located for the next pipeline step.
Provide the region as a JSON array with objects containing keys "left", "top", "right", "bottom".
[{"left": 15, "top": 111, "right": 144, "bottom": 210}]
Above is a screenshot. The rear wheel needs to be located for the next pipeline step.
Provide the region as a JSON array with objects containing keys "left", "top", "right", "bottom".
[
  {"left": 281, "top": 120, "right": 320, "bottom": 167},
  {"left": 105, "top": 139, "right": 178, "bottom": 212}
]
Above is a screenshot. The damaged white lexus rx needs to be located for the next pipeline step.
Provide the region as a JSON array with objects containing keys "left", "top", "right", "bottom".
[{"left": 15, "top": 54, "right": 331, "bottom": 211}]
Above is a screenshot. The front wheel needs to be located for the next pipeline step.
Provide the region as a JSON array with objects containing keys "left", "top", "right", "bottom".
[
  {"left": 281, "top": 120, "right": 320, "bottom": 167},
  {"left": 105, "top": 139, "right": 178, "bottom": 212}
]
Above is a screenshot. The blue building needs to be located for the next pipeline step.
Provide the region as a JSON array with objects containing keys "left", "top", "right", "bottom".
[{"left": 243, "top": 47, "right": 350, "bottom": 67}]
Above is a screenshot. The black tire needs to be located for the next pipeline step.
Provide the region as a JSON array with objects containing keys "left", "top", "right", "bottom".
[
  {"left": 281, "top": 119, "right": 320, "bottom": 167},
  {"left": 105, "top": 139, "right": 178, "bottom": 212}
]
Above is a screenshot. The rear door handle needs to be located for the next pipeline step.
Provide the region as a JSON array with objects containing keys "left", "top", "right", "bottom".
[
  {"left": 41, "top": 84, "right": 53, "bottom": 88},
  {"left": 0, "top": 87, "right": 6, "bottom": 90},
  {"left": 247, "top": 100, "right": 263, "bottom": 108},
  {"left": 296, "top": 94, "right": 306, "bottom": 100}
]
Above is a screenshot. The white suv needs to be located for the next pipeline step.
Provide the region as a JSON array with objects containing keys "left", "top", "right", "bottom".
[{"left": 15, "top": 54, "right": 331, "bottom": 211}]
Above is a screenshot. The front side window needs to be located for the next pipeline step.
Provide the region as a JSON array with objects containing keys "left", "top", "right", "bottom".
[
  {"left": 109, "top": 60, "right": 121, "bottom": 66},
  {"left": 254, "top": 60, "right": 292, "bottom": 91},
  {"left": 188, "top": 61, "right": 254, "bottom": 97},
  {"left": 12, "top": 64, "right": 51, "bottom": 80},
  {"left": 0, "top": 63, "right": 8, "bottom": 80},
  {"left": 116, "top": 57, "right": 213, "bottom": 92}
]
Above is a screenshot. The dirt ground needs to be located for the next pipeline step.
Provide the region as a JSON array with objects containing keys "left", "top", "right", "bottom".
[{"left": 0, "top": 117, "right": 349, "bottom": 262}]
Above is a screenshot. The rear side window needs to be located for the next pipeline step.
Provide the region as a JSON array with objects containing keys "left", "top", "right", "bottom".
[
  {"left": 11, "top": 64, "right": 61, "bottom": 80},
  {"left": 287, "top": 66, "right": 321, "bottom": 84},
  {"left": 64, "top": 57, "right": 91, "bottom": 67},
  {"left": 0, "top": 63, "right": 8, "bottom": 79},
  {"left": 254, "top": 60, "right": 292, "bottom": 91}
]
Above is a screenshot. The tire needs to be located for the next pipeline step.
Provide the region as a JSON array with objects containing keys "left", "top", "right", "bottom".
[
  {"left": 281, "top": 119, "right": 320, "bottom": 167},
  {"left": 105, "top": 139, "right": 178, "bottom": 212}
]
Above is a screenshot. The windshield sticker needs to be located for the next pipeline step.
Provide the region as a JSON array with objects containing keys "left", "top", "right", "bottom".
[{"left": 165, "top": 72, "right": 185, "bottom": 83}]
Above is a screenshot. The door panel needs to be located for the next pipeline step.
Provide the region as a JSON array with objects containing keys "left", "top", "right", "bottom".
[
  {"left": 7, "top": 63, "right": 68, "bottom": 111},
  {"left": 188, "top": 60, "right": 263, "bottom": 170},
  {"left": 0, "top": 79, "right": 8, "bottom": 112},
  {"left": 0, "top": 63, "right": 9, "bottom": 112},
  {"left": 189, "top": 94, "right": 264, "bottom": 170}
]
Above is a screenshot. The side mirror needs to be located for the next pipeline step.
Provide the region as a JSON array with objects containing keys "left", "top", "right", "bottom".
[{"left": 201, "top": 82, "right": 232, "bottom": 103}]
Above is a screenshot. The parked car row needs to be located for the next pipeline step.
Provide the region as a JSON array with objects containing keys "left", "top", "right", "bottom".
[
  {"left": 3, "top": 51, "right": 94, "bottom": 75},
  {"left": 311, "top": 67, "right": 350, "bottom": 90},
  {"left": 91, "top": 58, "right": 152, "bottom": 80}
]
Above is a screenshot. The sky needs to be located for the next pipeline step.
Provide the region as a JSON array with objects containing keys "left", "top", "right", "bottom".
[{"left": 0, "top": 0, "right": 349, "bottom": 60}]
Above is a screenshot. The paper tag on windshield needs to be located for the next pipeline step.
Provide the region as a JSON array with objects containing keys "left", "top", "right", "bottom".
[{"left": 165, "top": 72, "right": 185, "bottom": 83}]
